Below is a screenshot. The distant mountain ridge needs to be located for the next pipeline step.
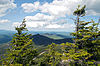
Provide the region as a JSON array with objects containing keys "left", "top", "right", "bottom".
[
  {"left": 0, "top": 30, "right": 73, "bottom": 44},
  {"left": 31, "top": 34, "right": 73, "bottom": 45},
  {"left": 0, "top": 35, "right": 12, "bottom": 44},
  {"left": 0, "top": 30, "right": 15, "bottom": 35},
  {"left": 0, "top": 30, "right": 15, "bottom": 44},
  {"left": 41, "top": 33, "right": 73, "bottom": 39}
]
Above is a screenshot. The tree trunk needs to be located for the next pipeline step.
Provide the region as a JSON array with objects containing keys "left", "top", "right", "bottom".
[{"left": 76, "top": 15, "right": 80, "bottom": 39}]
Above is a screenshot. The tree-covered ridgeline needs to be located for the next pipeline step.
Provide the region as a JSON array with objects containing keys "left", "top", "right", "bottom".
[{"left": 1, "top": 5, "right": 100, "bottom": 66}]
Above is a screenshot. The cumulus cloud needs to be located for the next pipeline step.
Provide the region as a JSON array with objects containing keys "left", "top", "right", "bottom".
[
  {"left": 13, "top": 21, "right": 48, "bottom": 28},
  {"left": 0, "top": 0, "right": 16, "bottom": 17},
  {"left": 20, "top": 0, "right": 100, "bottom": 31},
  {"left": 26, "top": 22, "right": 47, "bottom": 28},
  {"left": 40, "top": 0, "right": 82, "bottom": 17},
  {"left": 23, "top": 12, "right": 75, "bottom": 30},
  {"left": 0, "top": 19, "right": 10, "bottom": 23},
  {"left": 25, "top": 13, "right": 55, "bottom": 21},
  {"left": 21, "top": 0, "right": 100, "bottom": 16},
  {"left": 21, "top": 2, "right": 40, "bottom": 13},
  {"left": 12, "top": 18, "right": 75, "bottom": 30},
  {"left": 45, "top": 22, "right": 75, "bottom": 29},
  {"left": 45, "top": 24, "right": 62, "bottom": 28}
]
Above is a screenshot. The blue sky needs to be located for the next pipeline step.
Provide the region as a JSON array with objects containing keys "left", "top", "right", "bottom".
[{"left": 0, "top": 0, "right": 100, "bottom": 32}]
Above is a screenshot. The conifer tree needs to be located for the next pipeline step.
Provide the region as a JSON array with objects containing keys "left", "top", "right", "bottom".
[
  {"left": 2, "top": 19, "right": 37, "bottom": 65},
  {"left": 35, "top": 43, "right": 62, "bottom": 66},
  {"left": 73, "top": 5, "right": 86, "bottom": 39},
  {"left": 61, "top": 42, "right": 93, "bottom": 66},
  {"left": 72, "top": 20, "right": 100, "bottom": 60},
  {"left": 46, "top": 43, "right": 62, "bottom": 66},
  {"left": 72, "top": 5, "right": 100, "bottom": 61}
]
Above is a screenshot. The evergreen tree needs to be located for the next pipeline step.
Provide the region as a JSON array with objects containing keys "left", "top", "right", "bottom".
[
  {"left": 72, "top": 20, "right": 100, "bottom": 60},
  {"left": 2, "top": 19, "right": 37, "bottom": 65},
  {"left": 46, "top": 43, "right": 62, "bottom": 66},
  {"left": 72, "top": 5, "right": 100, "bottom": 61},
  {"left": 35, "top": 43, "right": 62, "bottom": 66},
  {"left": 73, "top": 5, "right": 86, "bottom": 39},
  {"left": 61, "top": 42, "right": 93, "bottom": 66}
]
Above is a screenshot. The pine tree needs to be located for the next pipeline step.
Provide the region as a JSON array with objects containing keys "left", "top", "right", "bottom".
[
  {"left": 72, "top": 5, "right": 100, "bottom": 61},
  {"left": 2, "top": 19, "right": 37, "bottom": 65},
  {"left": 72, "top": 20, "right": 100, "bottom": 60},
  {"left": 73, "top": 5, "right": 86, "bottom": 39},
  {"left": 61, "top": 42, "right": 93, "bottom": 66}
]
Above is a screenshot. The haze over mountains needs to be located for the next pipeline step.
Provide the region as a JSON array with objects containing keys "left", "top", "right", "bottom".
[
  {"left": 0, "top": 30, "right": 74, "bottom": 55},
  {"left": 0, "top": 30, "right": 73, "bottom": 45},
  {"left": 0, "top": 30, "right": 14, "bottom": 44}
]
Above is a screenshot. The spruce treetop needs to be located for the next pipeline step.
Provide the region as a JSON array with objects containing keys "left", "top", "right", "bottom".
[{"left": 73, "top": 5, "right": 86, "bottom": 17}]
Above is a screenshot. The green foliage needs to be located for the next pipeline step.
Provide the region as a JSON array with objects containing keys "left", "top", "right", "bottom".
[
  {"left": 72, "top": 5, "right": 100, "bottom": 61},
  {"left": 1, "top": 5, "right": 100, "bottom": 66},
  {"left": 36, "top": 43, "right": 62, "bottom": 66},
  {"left": 72, "top": 19, "right": 100, "bottom": 60},
  {"left": 35, "top": 42, "right": 94, "bottom": 66},
  {"left": 73, "top": 5, "right": 86, "bottom": 17},
  {"left": 61, "top": 42, "right": 93, "bottom": 66},
  {"left": 1, "top": 19, "right": 37, "bottom": 65},
  {"left": 73, "top": 5, "right": 86, "bottom": 39}
]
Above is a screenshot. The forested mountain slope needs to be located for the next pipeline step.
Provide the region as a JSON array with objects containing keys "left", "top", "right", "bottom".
[{"left": 31, "top": 34, "right": 73, "bottom": 45}]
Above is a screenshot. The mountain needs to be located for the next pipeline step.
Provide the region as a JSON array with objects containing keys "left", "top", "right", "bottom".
[
  {"left": 0, "top": 30, "right": 73, "bottom": 44},
  {"left": 0, "top": 30, "right": 15, "bottom": 44},
  {"left": 0, "top": 35, "right": 12, "bottom": 44},
  {"left": 41, "top": 33, "right": 73, "bottom": 39},
  {"left": 0, "top": 30, "right": 15, "bottom": 35},
  {"left": 0, "top": 33, "right": 73, "bottom": 56},
  {"left": 0, "top": 43, "right": 9, "bottom": 55},
  {"left": 31, "top": 34, "right": 73, "bottom": 45}
]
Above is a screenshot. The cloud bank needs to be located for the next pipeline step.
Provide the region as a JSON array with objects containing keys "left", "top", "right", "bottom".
[
  {"left": 21, "top": 0, "right": 100, "bottom": 16},
  {"left": 14, "top": 0, "right": 100, "bottom": 31}
]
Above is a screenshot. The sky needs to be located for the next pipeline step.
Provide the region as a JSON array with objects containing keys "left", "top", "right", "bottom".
[{"left": 0, "top": 0, "right": 100, "bottom": 32}]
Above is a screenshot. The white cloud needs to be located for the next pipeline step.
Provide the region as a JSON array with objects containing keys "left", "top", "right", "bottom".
[
  {"left": 26, "top": 22, "right": 47, "bottom": 28},
  {"left": 45, "top": 22, "right": 75, "bottom": 29},
  {"left": 23, "top": 12, "right": 75, "bottom": 30},
  {"left": 0, "top": 19, "right": 10, "bottom": 23},
  {"left": 0, "top": 0, "right": 16, "bottom": 17},
  {"left": 45, "top": 24, "right": 62, "bottom": 28},
  {"left": 62, "top": 23, "right": 75, "bottom": 29},
  {"left": 21, "top": 0, "right": 81, "bottom": 18},
  {"left": 21, "top": 0, "right": 100, "bottom": 16},
  {"left": 20, "top": 0, "right": 100, "bottom": 31},
  {"left": 12, "top": 18, "right": 75, "bottom": 32},
  {"left": 12, "top": 22, "right": 21, "bottom": 27},
  {"left": 40, "top": 3, "right": 68, "bottom": 17},
  {"left": 40, "top": 0, "right": 100, "bottom": 16},
  {"left": 25, "top": 13, "right": 55, "bottom": 21},
  {"left": 21, "top": 2, "right": 40, "bottom": 13},
  {"left": 21, "top": 0, "right": 82, "bottom": 17},
  {"left": 12, "top": 21, "right": 48, "bottom": 28},
  {"left": 40, "top": 0, "right": 82, "bottom": 17}
]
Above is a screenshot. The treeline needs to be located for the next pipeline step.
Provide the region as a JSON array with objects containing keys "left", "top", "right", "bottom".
[{"left": 0, "top": 5, "right": 100, "bottom": 66}]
